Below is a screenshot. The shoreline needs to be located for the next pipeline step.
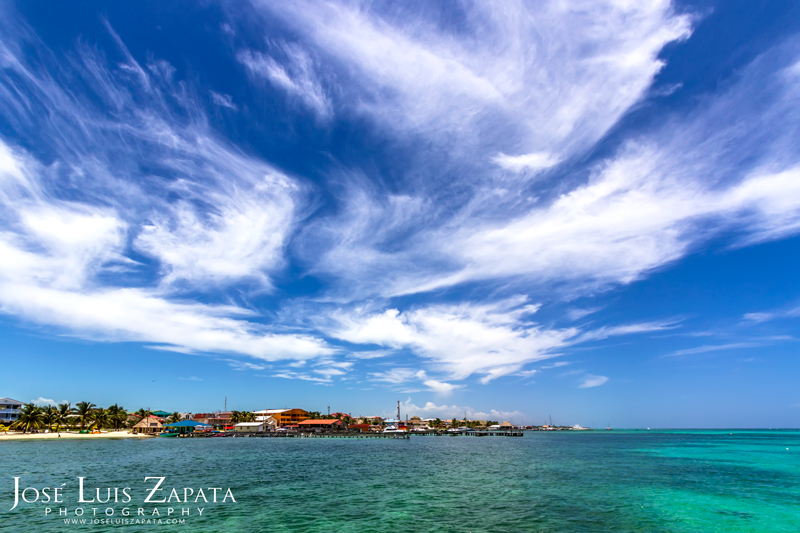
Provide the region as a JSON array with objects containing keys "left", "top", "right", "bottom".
[{"left": 0, "top": 431, "right": 154, "bottom": 441}]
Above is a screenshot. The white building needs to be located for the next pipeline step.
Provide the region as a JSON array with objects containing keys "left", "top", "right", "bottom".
[
  {"left": 234, "top": 417, "right": 277, "bottom": 432},
  {"left": 0, "top": 398, "right": 24, "bottom": 424}
]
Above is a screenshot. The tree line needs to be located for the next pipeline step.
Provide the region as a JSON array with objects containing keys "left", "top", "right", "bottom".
[{"left": 0, "top": 402, "right": 183, "bottom": 434}]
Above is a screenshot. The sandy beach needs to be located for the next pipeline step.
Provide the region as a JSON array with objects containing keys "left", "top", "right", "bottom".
[{"left": 0, "top": 431, "right": 154, "bottom": 441}]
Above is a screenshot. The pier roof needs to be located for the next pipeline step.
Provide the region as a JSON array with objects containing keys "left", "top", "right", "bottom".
[{"left": 166, "top": 420, "right": 211, "bottom": 428}]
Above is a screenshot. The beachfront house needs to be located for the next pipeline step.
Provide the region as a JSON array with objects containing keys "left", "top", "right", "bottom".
[
  {"left": 0, "top": 397, "right": 23, "bottom": 424},
  {"left": 252, "top": 408, "right": 309, "bottom": 426},
  {"left": 233, "top": 419, "right": 276, "bottom": 433},
  {"left": 132, "top": 416, "right": 164, "bottom": 434},
  {"left": 296, "top": 419, "right": 344, "bottom": 431}
]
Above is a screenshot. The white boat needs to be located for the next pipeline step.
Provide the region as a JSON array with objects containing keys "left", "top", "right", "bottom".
[{"left": 383, "top": 425, "right": 406, "bottom": 434}]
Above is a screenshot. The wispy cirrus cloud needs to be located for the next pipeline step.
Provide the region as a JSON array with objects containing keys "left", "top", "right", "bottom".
[
  {"left": 665, "top": 339, "right": 793, "bottom": 357},
  {"left": 578, "top": 375, "right": 609, "bottom": 389},
  {"left": 237, "top": 45, "right": 331, "bottom": 120},
  {"left": 0, "top": 15, "right": 332, "bottom": 364},
  {"left": 253, "top": 0, "right": 691, "bottom": 165},
  {"left": 306, "top": 36, "right": 800, "bottom": 302},
  {"left": 210, "top": 91, "right": 237, "bottom": 110}
]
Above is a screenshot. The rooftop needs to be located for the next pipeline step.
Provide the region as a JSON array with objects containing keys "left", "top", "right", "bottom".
[
  {"left": 0, "top": 398, "right": 24, "bottom": 405},
  {"left": 166, "top": 420, "right": 210, "bottom": 428},
  {"left": 297, "top": 419, "right": 341, "bottom": 425}
]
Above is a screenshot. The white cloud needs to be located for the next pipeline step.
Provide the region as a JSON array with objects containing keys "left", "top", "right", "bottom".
[
  {"left": 541, "top": 361, "right": 570, "bottom": 370},
  {"left": 368, "top": 368, "right": 426, "bottom": 384},
  {"left": 492, "top": 152, "right": 560, "bottom": 172},
  {"left": 0, "top": 28, "right": 332, "bottom": 364},
  {"left": 273, "top": 371, "right": 331, "bottom": 383},
  {"left": 578, "top": 375, "right": 608, "bottom": 388},
  {"left": 575, "top": 320, "right": 681, "bottom": 343},
  {"left": 331, "top": 297, "right": 576, "bottom": 382},
  {"left": 32, "top": 397, "right": 58, "bottom": 406},
  {"left": 666, "top": 342, "right": 769, "bottom": 357},
  {"left": 238, "top": 45, "right": 331, "bottom": 120},
  {"left": 423, "top": 380, "right": 462, "bottom": 396},
  {"left": 394, "top": 398, "right": 523, "bottom": 422},
  {"left": 210, "top": 91, "right": 237, "bottom": 110},
  {"left": 346, "top": 349, "right": 394, "bottom": 359},
  {"left": 256, "top": 0, "right": 690, "bottom": 163},
  {"left": 743, "top": 304, "right": 800, "bottom": 324},
  {"left": 226, "top": 360, "right": 268, "bottom": 371},
  {"left": 329, "top": 40, "right": 800, "bottom": 300},
  {"left": 134, "top": 169, "right": 297, "bottom": 289}
]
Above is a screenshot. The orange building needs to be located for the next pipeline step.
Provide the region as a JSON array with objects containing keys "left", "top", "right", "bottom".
[{"left": 253, "top": 408, "right": 310, "bottom": 426}]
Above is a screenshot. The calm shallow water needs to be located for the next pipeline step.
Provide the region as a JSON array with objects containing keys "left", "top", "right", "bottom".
[{"left": 1, "top": 430, "right": 799, "bottom": 532}]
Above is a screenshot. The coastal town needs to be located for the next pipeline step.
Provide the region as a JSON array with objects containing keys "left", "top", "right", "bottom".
[{"left": 1, "top": 397, "right": 591, "bottom": 439}]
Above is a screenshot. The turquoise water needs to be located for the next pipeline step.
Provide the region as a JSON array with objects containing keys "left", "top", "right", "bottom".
[{"left": 2, "top": 430, "right": 799, "bottom": 531}]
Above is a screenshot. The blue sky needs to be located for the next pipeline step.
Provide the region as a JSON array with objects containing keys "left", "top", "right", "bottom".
[{"left": 1, "top": 0, "right": 799, "bottom": 427}]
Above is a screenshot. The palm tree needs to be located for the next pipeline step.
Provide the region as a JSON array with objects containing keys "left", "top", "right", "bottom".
[
  {"left": 74, "top": 401, "right": 96, "bottom": 431},
  {"left": 229, "top": 411, "right": 242, "bottom": 424},
  {"left": 42, "top": 405, "right": 58, "bottom": 432},
  {"left": 56, "top": 403, "right": 73, "bottom": 433},
  {"left": 11, "top": 404, "right": 43, "bottom": 433},
  {"left": 90, "top": 408, "right": 109, "bottom": 430},
  {"left": 167, "top": 412, "right": 182, "bottom": 424},
  {"left": 135, "top": 407, "right": 151, "bottom": 422},
  {"left": 106, "top": 404, "right": 127, "bottom": 431}
]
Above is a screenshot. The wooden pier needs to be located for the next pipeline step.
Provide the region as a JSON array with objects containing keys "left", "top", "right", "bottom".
[
  {"left": 414, "top": 430, "right": 524, "bottom": 437},
  {"left": 191, "top": 430, "right": 523, "bottom": 439}
]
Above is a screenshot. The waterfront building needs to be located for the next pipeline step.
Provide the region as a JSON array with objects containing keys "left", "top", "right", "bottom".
[
  {"left": 164, "top": 420, "right": 211, "bottom": 435},
  {"left": 348, "top": 423, "right": 371, "bottom": 433},
  {"left": 193, "top": 412, "right": 233, "bottom": 429},
  {"left": 151, "top": 410, "right": 171, "bottom": 419},
  {"left": 0, "top": 397, "right": 23, "bottom": 424},
  {"left": 253, "top": 408, "right": 309, "bottom": 426},
  {"left": 297, "top": 419, "right": 344, "bottom": 431},
  {"left": 208, "top": 412, "right": 233, "bottom": 429},
  {"left": 233, "top": 420, "right": 275, "bottom": 432},
  {"left": 132, "top": 416, "right": 164, "bottom": 434}
]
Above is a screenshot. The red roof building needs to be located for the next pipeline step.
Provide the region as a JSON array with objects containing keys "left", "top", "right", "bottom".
[{"left": 297, "top": 419, "right": 344, "bottom": 430}]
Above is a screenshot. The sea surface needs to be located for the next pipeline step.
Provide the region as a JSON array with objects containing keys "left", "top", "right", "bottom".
[{"left": 1, "top": 430, "right": 799, "bottom": 532}]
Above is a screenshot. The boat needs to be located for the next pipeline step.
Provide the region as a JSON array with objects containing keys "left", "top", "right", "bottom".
[
  {"left": 383, "top": 424, "right": 407, "bottom": 434},
  {"left": 158, "top": 431, "right": 180, "bottom": 438}
]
